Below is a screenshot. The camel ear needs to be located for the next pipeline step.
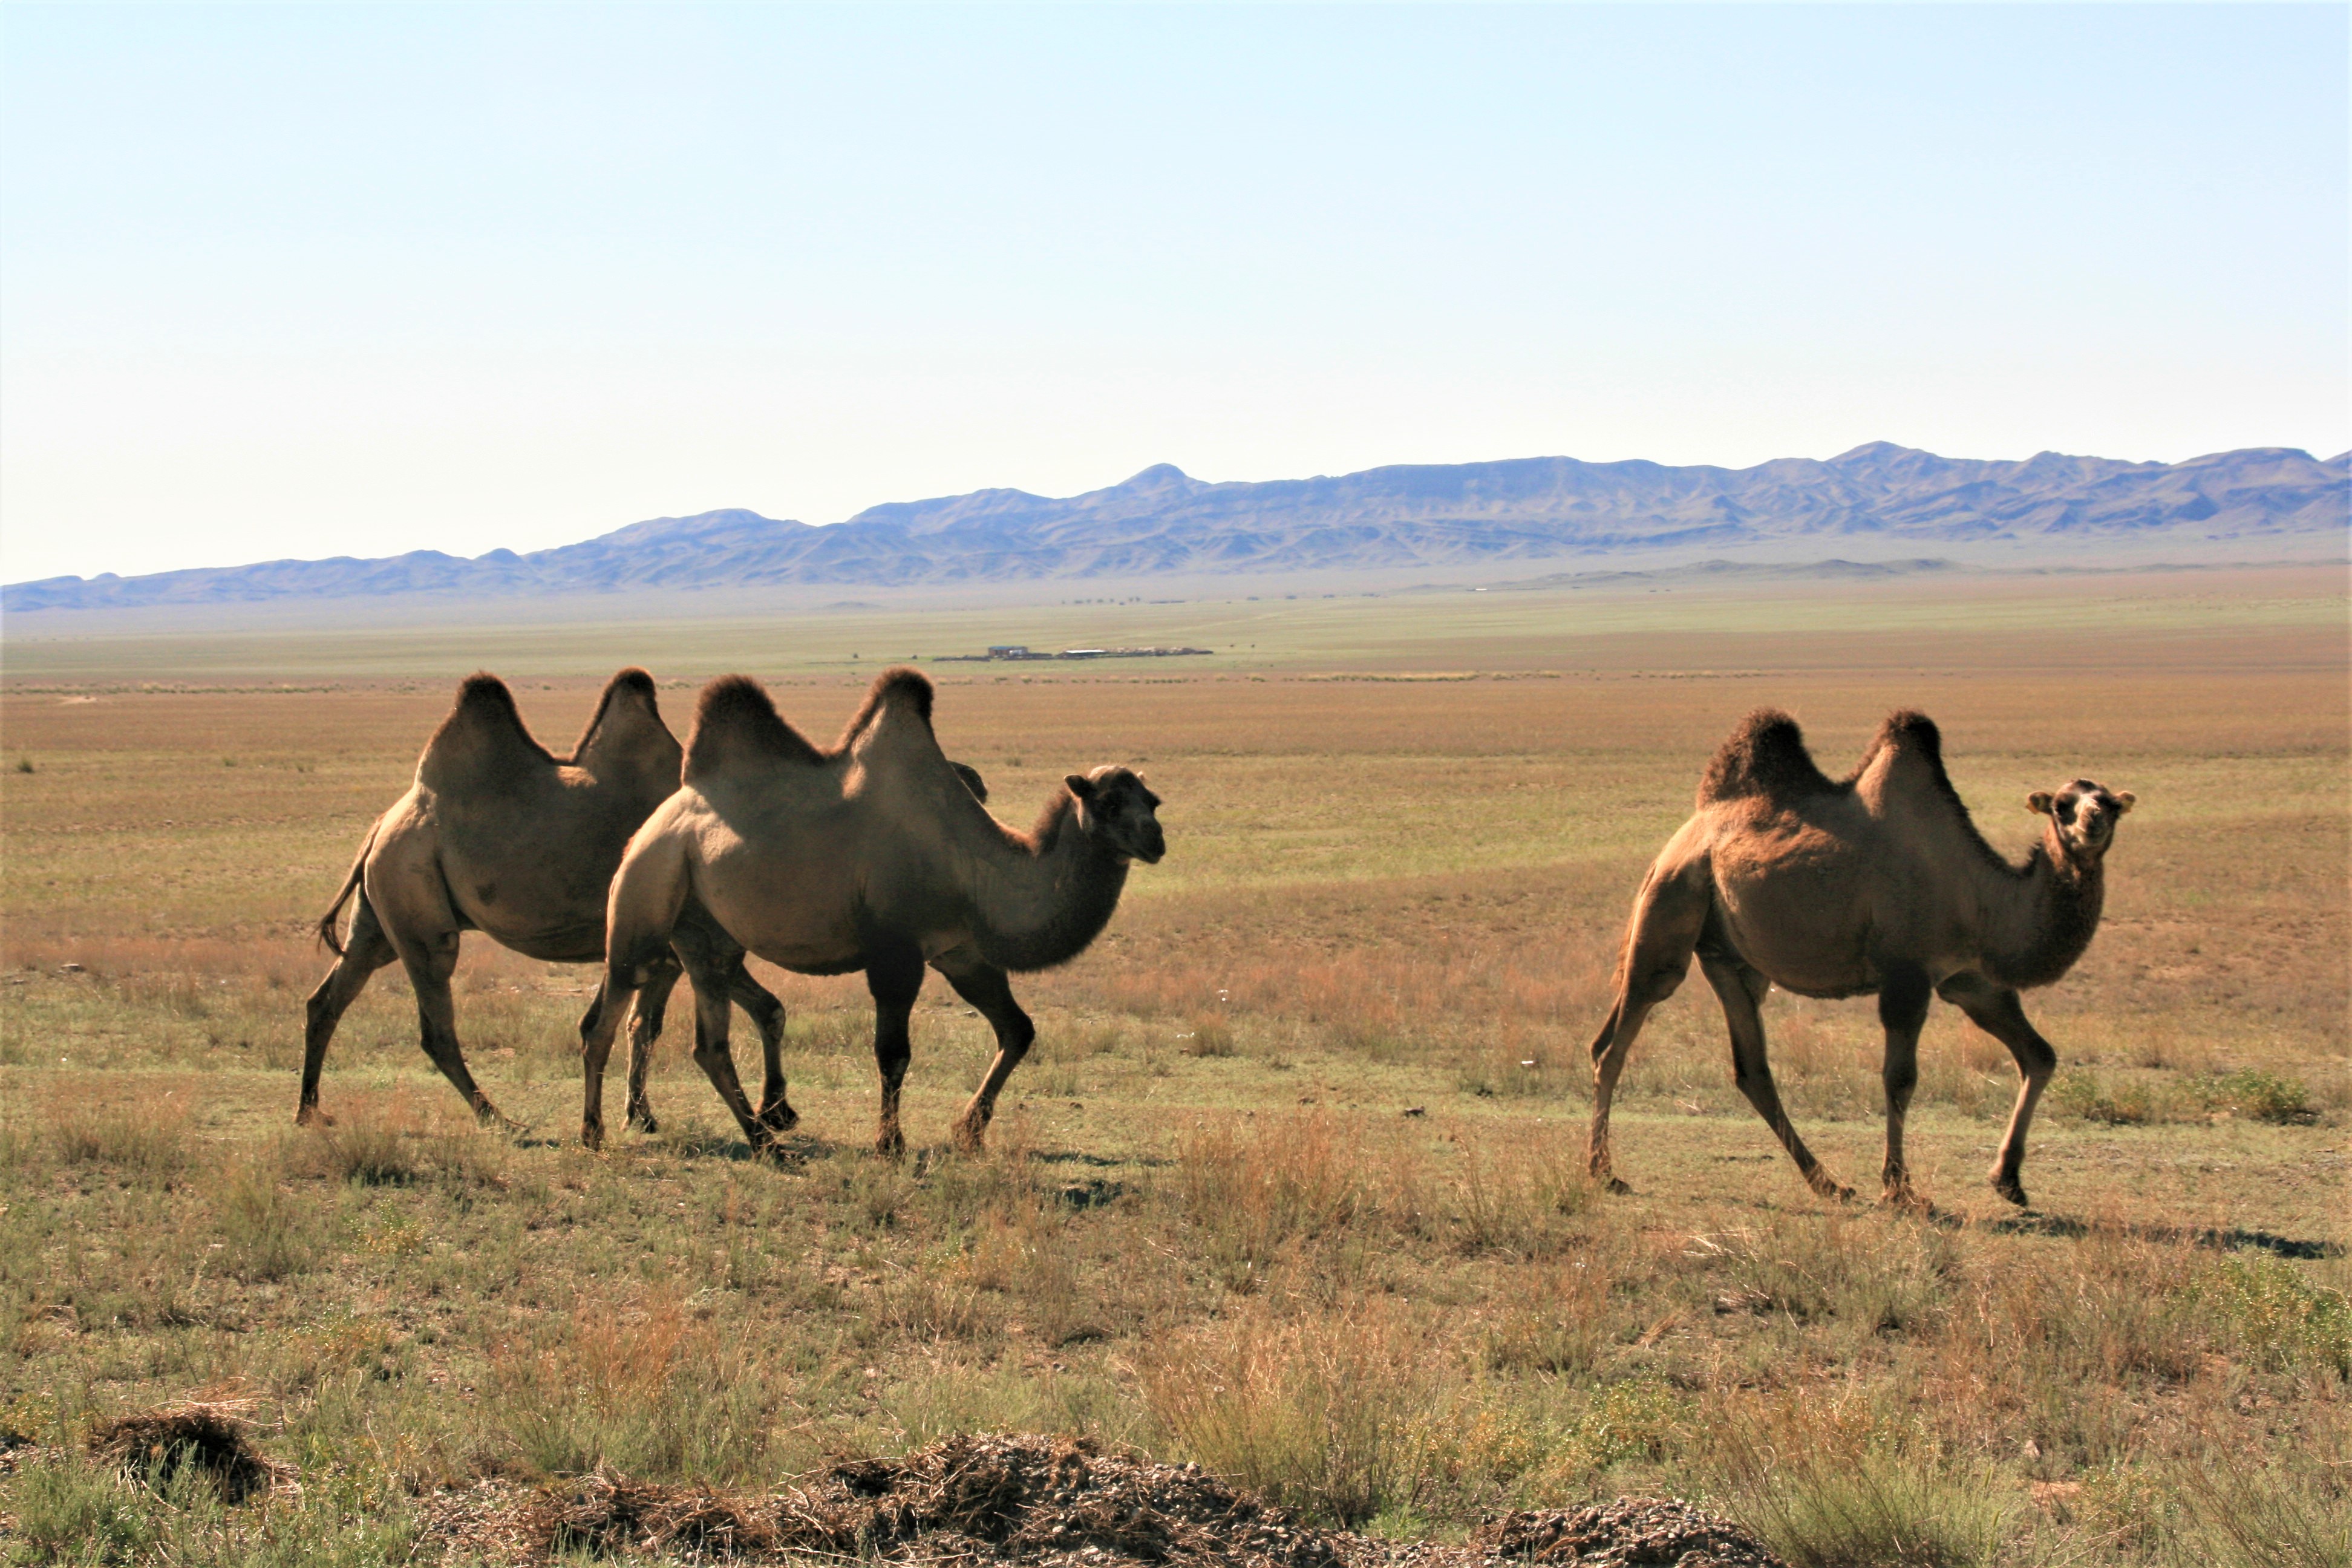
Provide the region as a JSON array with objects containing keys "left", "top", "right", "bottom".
[
  {"left": 1065, "top": 773, "right": 1097, "bottom": 803},
  {"left": 2026, "top": 792, "right": 2054, "bottom": 815},
  {"left": 2113, "top": 791, "right": 2135, "bottom": 815}
]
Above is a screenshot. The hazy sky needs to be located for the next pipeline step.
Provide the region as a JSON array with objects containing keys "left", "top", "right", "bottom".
[{"left": 3, "top": 4, "right": 2344, "bottom": 584}]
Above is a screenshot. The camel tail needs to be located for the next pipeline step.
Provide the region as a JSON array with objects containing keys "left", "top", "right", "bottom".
[{"left": 314, "top": 831, "right": 375, "bottom": 956}]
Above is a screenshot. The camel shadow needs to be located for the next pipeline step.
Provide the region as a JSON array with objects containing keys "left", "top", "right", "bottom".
[{"left": 1971, "top": 1209, "right": 2339, "bottom": 1260}]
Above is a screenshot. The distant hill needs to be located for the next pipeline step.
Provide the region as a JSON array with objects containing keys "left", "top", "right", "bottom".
[{"left": 7, "top": 443, "right": 2344, "bottom": 611}]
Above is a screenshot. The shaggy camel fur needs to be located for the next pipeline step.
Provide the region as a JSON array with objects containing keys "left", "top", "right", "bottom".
[
  {"left": 578, "top": 667, "right": 1164, "bottom": 1156},
  {"left": 1584, "top": 708, "right": 2134, "bottom": 1208},
  {"left": 301, "top": 669, "right": 791, "bottom": 1130}
]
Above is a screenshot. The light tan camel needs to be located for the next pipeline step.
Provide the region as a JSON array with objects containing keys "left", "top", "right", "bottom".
[
  {"left": 1584, "top": 708, "right": 2133, "bottom": 1209},
  {"left": 577, "top": 667, "right": 1164, "bottom": 1157},
  {"left": 300, "top": 669, "right": 792, "bottom": 1131}
]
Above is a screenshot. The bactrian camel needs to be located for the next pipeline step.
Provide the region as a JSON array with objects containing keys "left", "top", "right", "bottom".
[
  {"left": 1584, "top": 708, "right": 2134, "bottom": 1209},
  {"left": 301, "top": 669, "right": 794, "bottom": 1131},
  {"left": 578, "top": 667, "right": 1164, "bottom": 1157}
]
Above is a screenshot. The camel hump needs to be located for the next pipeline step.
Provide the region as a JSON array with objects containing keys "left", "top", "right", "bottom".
[
  {"left": 417, "top": 671, "right": 556, "bottom": 794},
  {"left": 569, "top": 667, "right": 673, "bottom": 766},
  {"left": 1860, "top": 708, "right": 1972, "bottom": 811},
  {"left": 1697, "top": 708, "right": 1838, "bottom": 805},
  {"left": 684, "top": 675, "right": 823, "bottom": 783},
  {"left": 837, "top": 666, "right": 936, "bottom": 747}
]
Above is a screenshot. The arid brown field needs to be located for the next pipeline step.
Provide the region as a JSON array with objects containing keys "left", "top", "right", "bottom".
[{"left": 1, "top": 569, "right": 2345, "bottom": 1565}]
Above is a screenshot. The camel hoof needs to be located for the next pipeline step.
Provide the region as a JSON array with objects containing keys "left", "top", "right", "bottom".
[
  {"left": 296, "top": 1105, "right": 336, "bottom": 1128},
  {"left": 875, "top": 1129, "right": 906, "bottom": 1160},
  {"left": 581, "top": 1122, "right": 605, "bottom": 1152},
  {"left": 1993, "top": 1177, "right": 2029, "bottom": 1208},
  {"left": 1881, "top": 1186, "right": 1932, "bottom": 1216},
  {"left": 1602, "top": 1176, "right": 1633, "bottom": 1197},
  {"left": 1811, "top": 1179, "right": 1856, "bottom": 1203},
  {"left": 627, "top": 1106, "right": 659, "bottom": 1135},
  {"left": 756, "top": 1104, "right": 800, "bottom": 1135}
]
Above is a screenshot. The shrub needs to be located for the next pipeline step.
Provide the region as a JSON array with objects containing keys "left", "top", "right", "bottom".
[
  {"left": 2211, "top": 1068, "right": 2316, "bottom": 1125},
  {"left": 2045, "top": 1070, "right": 2152, "bottom": 1125},
  {"left": 2196, "top": 1255, "right": 2352, "bottom": 1377}
]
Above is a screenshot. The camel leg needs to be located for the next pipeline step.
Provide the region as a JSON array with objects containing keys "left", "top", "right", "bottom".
[
  {"left": 391, "top": 928, "right": 510, "bottom": 1128},
  {"left": 1586, "top": 869, "right": 1708, "bottom": 1193},
  {"left": 1699, "top": 951, "right": 1849, "bottom": 1201},
  {"left": 664, "top": 930, "right": 776, "bottom": 1152},
  {"left": 726, "top": 959, "right": 797, "bottom": 1134},
  {"left": 866, "top": 945, "right": 926, "bottom": 1158},
  {"left": 578, "top": 968, "right": 640, "bottom": 1151},
  {"left": 623, "top": 957, "right": 684, "bottom": 1134},
  {"left": 1939, "top": 974, "right": 2056, "bottom": 1207},
  {"left": 935, "top": 954, "right": 1036, "bottom": 1155},
  {"left": 1875, "top": 965, "right": 1933, "bottom": 1209},
  {"left": 297, "top": 893, "right": 397, "bottom": 1126}
]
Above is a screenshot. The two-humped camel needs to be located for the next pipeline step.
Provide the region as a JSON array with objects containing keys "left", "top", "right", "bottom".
[
  {"left": 578, "top": 667, "right": 1163, "bottom": 1156},
  {"left": 1586, "top": 708, "right": 2132, "bottom": 1209},
  {"left": 301, "top": 669, "right": 794, "bottom": 1131}
]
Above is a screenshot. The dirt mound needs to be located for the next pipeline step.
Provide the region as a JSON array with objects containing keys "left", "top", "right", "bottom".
[
  {"left": 423, "top": 1433, "right": 1333, "bottom": 1567},
  {"left": 87, "top": 1399, "right": 284, "bottom": 1504},
  {"left": 417, "top": 1433, "right": 1782, "bottom": 1567},
  {"left": 1471, "top": 1500, "right": 1786, "bottom": 1567}
]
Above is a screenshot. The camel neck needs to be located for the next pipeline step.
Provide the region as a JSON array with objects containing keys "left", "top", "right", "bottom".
[
  {"left": 1987, "top": 840, "right": 2105, "bottom": 990},
  {"left": 967, "top": 796, "right": 1132, "bottom": 973}
]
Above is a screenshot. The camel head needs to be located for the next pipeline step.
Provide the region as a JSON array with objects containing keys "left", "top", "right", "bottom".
[
  {"left": 2028, "top": 779, "right": 2135, "bottom": 863},
  {"left": 1064, "top": 766, "right": 1165, "bottom": 864}
]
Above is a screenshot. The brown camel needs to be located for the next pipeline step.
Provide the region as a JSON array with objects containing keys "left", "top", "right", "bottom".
[
  {"left": 1584, "top": 708, "right": 2134, "bottom": 1209},
  {"left": 577, "top": 667, "right": 1164, "bottom": 1157},
  {"left": 299, "top": 669, "right": 792, "bottom": 1131}
]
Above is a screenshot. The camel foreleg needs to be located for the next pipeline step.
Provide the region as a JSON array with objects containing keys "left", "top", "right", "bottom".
[
  {"left": 1875, "top": 965, "right": 1933, "bottom": 1210},
  {"left": 864, "top": 946, "right": 926, "bottom": 1158},
  {"left": 1939, "top": 974, "right": 2055, "bottom": 1207},
  {"left": 297, "top": 892, "right": 396, "bottom": 1126},
  {"left": 663, "top": 929, "right": 776, "bottom": 1154},
  {"left": 935, "top": 953, "right": 1035, "bottom": 1154},
  {"left": 726, "top": 961, "right": 797, "bottom": 1134}
]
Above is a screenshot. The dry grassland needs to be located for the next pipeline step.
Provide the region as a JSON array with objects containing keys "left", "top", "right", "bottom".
[{"left": 0, "top": 573, "right": 2346, "bottom": 1566}]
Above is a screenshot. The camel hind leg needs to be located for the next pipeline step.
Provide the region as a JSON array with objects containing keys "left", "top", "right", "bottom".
[
  {"left": 1699, "top": 949, "right": 1849, "bottom": 1201},
  {"left": 581, "top": 833, "right": 691, "bottom": 1150},
  {"left": 297, "top": 893, "right": 397, "bottom": 1126},
  {"left": 1585, "top": 860, "right": 1711, "bottom": 1192},
  {"left": 603, "top": 956, "right": 681, "bottom": 1135},
  {"left": 391, "top": 926, "right": 511, "bottom": 1128}
]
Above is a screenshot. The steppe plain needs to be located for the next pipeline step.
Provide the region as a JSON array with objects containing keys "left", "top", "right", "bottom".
[{"left": 1, "top": 566, "right": 2345, "bottom": 1566}]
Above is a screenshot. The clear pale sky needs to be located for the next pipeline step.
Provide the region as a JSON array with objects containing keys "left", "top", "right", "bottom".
[{"left": 2, "top": 4, "right": 2344, "bottom": 584}]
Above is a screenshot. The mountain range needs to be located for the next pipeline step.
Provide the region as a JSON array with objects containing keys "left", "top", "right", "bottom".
[{"left": 7, "top": 443, "right": 2344, "bottom": 612}]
